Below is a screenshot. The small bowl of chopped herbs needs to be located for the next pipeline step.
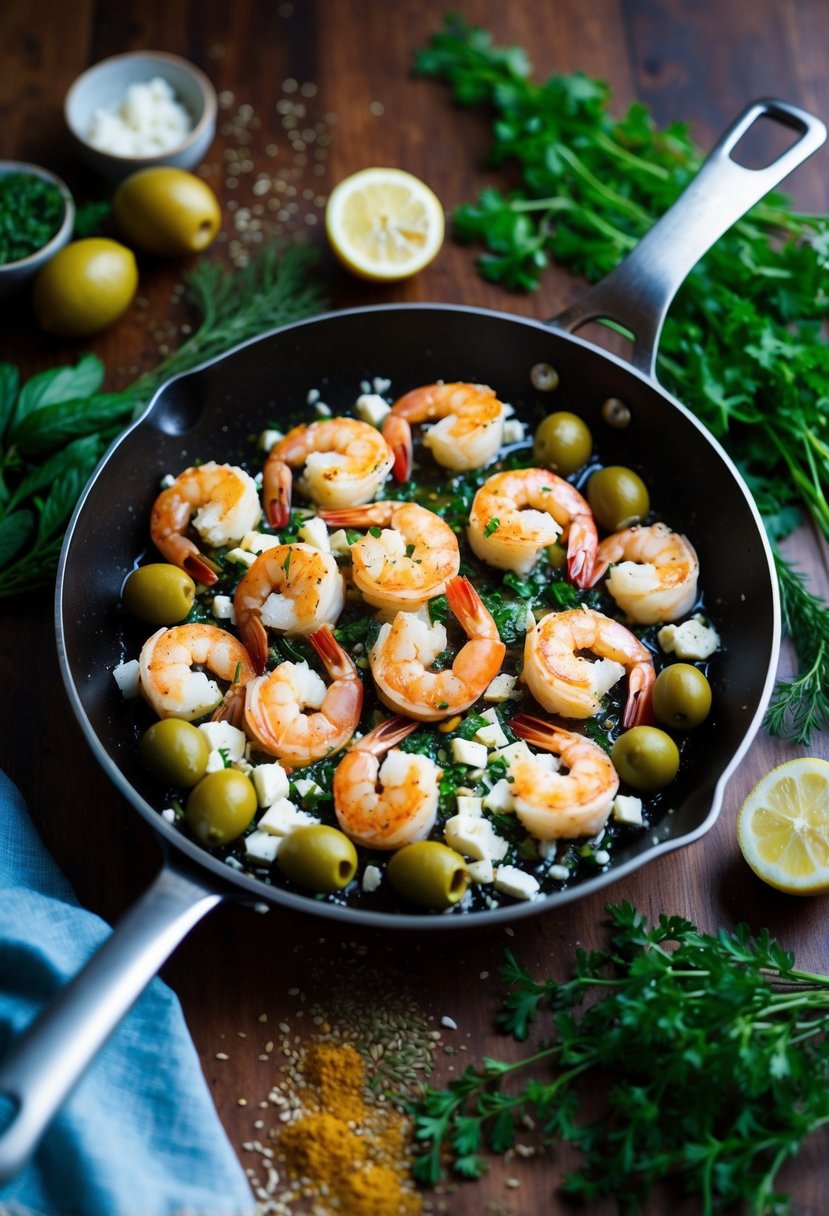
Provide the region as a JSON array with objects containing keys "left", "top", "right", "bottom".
[{"left": 0, "top": 161, "right": 75, "bottom": 300}]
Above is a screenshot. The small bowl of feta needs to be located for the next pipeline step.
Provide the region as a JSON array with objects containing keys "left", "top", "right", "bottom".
[{"left": 64, "top": 51, "right": 217, "bottom": 182}]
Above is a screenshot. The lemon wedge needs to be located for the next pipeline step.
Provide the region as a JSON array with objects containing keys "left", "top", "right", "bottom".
[
  {"left": 737, "top": 757, "right": 829, "bottom": 894},
  {"left": 325, "top": 167, "right": 445, "bottom": 281}
]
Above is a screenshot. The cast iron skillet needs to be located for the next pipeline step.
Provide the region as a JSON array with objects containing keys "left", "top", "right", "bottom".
[{"left": 0, "top": 98, "right": 824, "bottom": 1179}]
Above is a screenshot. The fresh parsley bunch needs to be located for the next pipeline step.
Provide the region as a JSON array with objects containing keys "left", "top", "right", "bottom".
[
  {"left": 416, "top": 16, "right": 829, "bottom": 744},
  {"left": 413, "top": 902, "right": 829, "bottom": 1214}
]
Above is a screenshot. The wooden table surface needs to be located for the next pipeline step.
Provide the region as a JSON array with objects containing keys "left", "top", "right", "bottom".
[{"left": 1, "top": 2, "right": 828, "bottom": 1213}]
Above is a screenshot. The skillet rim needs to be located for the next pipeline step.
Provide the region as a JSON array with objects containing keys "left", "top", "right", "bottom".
[{"left": 55, "top": 301, "right": 783, "bottom": 930}]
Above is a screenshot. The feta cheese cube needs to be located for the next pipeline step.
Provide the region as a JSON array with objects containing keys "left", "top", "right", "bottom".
[
  {"left": 482, "top": 778, "right": 515, "bottom": 813},
  {"left": 483, "top": 673, "right": 517, "bottom": 702},
  {"left": 474, "top": 713, "right": 510, "bottom": 750},
  {"left": 492, "top": 740, "right": 532, "bottom": 767},
  {"left": 444, "top": 814, "right": 509, "bottom": 862},
  {"left": 362, "top": 864, "right": 383, "bottom": 893},
  {"left": 548, "top": 864, "right": 570, "bottom": 882},
  {"left": 612, "top": 794, "right": 644, "bottom": 826},
  {"left": 205, "top": 749, "right": 231, "bottom": 773},
  {"left": 244, "top": 830, "right": 282, "bottom": 865},
  {"left": 328, "top": 529, "right": 351, "bottom": 556},
  {"left": 199, "top": 721, "right": 247, "bottom": 759},
  {"left": 241, "top": 531, "right": 282, "bottom": 554},
  {"left": 451, "top": 737, "right": 489, "bottom": 769},
  {"left": 657, "top": 615, "right": 720, "bottom": 661},
  {"left": 211, "top": 594, "right": 236, "bottom": 622},
  {"left": 494, "top": 865, "right": 540, "bottom": 901},
  {"left": 466, "top": 858, "right": 494, "bottom": 884},
  {"left": 258, "top": 428, "right": 284, "bottom": 451},
  {"left": 298, "top": 516, "right": 331, "bottom": 552},
  {"left": 293, "top": 777, "right": 324, "bottom": 804},
  {"left": 503, "top": 418, "right": 526, "bottom": 445},
  {"left": 112, "top": 658, "right": 141, "bottom": 699},
  {"left": 456, "top": 795, "right": 483, "bottom": 817},
  {"left": 258, "top": 799, "right": 318, "bottom": 836},
  {"left": 225, "top": 546, "right": 257, "bottom": 567},
  {"left": 355, "top": 393, "right": 391, "bottom": 427},
  {"left": 251, "top": 762, "right": 291, "bottom": 808}
]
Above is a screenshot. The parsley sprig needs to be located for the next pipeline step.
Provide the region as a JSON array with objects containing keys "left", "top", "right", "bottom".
[
  {"left": 412, "top": 902, "right": 829, "bottom": 1214},
  {"left": 416, "top": 16, "right": 829, "bottom": 742},
  {"left": 0, "top": 242, "right": 325, "bottom": 600}
]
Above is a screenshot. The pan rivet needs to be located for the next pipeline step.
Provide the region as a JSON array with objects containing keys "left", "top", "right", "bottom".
[
  {"left": 602, "top": 397, "right": 631, "bottom": 428},
  {"left": 530, "top": 362, "right": 560, "bottom": 392}
]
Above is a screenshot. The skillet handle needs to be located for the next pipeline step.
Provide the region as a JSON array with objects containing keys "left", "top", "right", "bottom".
[
  {"left": 548, "top": 98, "right": 827, "bottom": 379},
  {"left": 0, "top": 860, "right": 226, "bottom": 1182}
]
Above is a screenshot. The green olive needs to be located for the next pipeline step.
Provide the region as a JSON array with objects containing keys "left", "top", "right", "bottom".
[
  {"left": 185, "top": 770, "right": 257, "bottom": 847},
  {"left": 652, "top": 664, "right": 712, "bottom": 729},
  {"left": 123, "top": 563, "right": 195, "bottom": 624},
  {"left": 277, "top": 824, "right": 358, "bottom": 892},
  {"left": 386, "top": 841, "right": 469, "bottom": 910},
  {"left": 587, "top": 466, "right": 650, "bottom": 532},
  {"left": 533, "top": 411, "right": 593, "bottom": 475},
  {"left": 611, "top": 726, "right": 680, "bottom": 792},
  {"left": 139, "top": 717, "right": 210, "bottom": 787}
]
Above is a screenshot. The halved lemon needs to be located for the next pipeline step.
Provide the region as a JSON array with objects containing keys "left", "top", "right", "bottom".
[
  {"left": 325, "top": 167, "right": 445, "bottom": 281},
  {"left": 737, "top": 757, "right": 829, "bottom": 894}
]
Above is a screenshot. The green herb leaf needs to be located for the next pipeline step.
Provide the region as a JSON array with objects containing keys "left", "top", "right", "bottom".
[{"left": 11, "top": 354, "right": 104, "bottom": 435}]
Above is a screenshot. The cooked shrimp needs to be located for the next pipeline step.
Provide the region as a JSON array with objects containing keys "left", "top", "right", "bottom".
[
  {"left": 468, "top": 468, "right": 597, "bottom": 586},
  {"left": 263, "top": 418, "right": 395, "bottom": 524},
  {"left": 243, "top": 625, "right": 363, "bottom": 767},
  {"left": 333, "top": 715, "right": 442, "bottom": 850},
  {"left": 319, "top": 501, "right": 460, "bottom": 614},
  {"left": 234, "top": 543, "right": 346, "bottom": 674},
  {"left": 381, "top": 382, "right": 505, "bottom": 480},
  {"left": 368, "top": 574, "right": 506, "bottom": 721},
  {"left": 590, "top": 522, "right": 699, "bottom": 624},
  {"left": 509, "top": 714, "right": 619, "bottom": 840},
  {"left": 138, "top": 623, "right": 256, "bottom": 721},
  {"left": 150, "top": 462, "right": 262, "bottom": 585},
  {"left": 522, "top": 607, "right": 654, "bottom": 727}
]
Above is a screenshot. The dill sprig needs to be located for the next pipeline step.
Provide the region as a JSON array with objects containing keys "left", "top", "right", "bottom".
[
  {"left": 764, "top": 549, "right": 829, "bottom": 743},
  {"left": 412, "top": 902, "right": 829, "bottom": 1214}
]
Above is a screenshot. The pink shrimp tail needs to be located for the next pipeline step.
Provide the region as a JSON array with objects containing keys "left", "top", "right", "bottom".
[
  {"left": 510, "top": 713, "right": 569, "bottom": 752},
  {"left": 623, "top": 665, "right": 655, "bottom": 728},
  {"left": 354, "top": 714, "right": 419, "bottom": 756},
  {"left": 239, "top": 616, "right": 269, "bottom": 676},
  {"left": 382, "top": 414, "right": 413, "bottom": 482},
  {"left": 566, "top": 514, "right": 598, "bottom": 589},
  {"left": 307, "top": 624, "right": 358, "bottom": 680},
  {"left": 263, "top": 454, "right": 292, "bottom": 528},
  {"left": 183, "top": 552, "right": 219, "bottom": 587}
]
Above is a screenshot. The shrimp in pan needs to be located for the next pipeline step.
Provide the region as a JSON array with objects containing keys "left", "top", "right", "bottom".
[
  {"left": 243, "top": 625, "right": 363, "bottom": 767},
  {"left": 234, "top": 542, "right": 345, "bottom": 674},
  {"left": 468, "top": 468, "right": 597, "bottom": 587},
  {"left": 522, "top": 607, "right": 654, "bottom": 727},
  {"left": 320, "top": 501, "right": 460, "bottom": 614},
  {"left": 139, "top": 623, "right": 256, "bottom": 721},
  {"left": 590, "top": 522, "right": 699, "bottom": 624},
  {"left": 381, "top": 382, "right": 505, "bottom": 480},
  {"left": 509, "top": 714, "right": 620, "bottom": 840},
  {"left": 333, "top": 715, "right": 442, "bottom": 850},
  {"left": 263, "top": 418, "right": 394, "bottom": 525},
  {"left": 369, "top": 575, "right": 506, "bottom": 721},
  {"left": 150, "top": 462, "right": 262, "bottom": 585}
]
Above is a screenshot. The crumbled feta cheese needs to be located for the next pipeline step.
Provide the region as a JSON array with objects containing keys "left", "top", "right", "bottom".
[
  {"left": 297, "top": 517, "right": 331, "bottom": 552},
  {"left": 466, "top": 858, "right": 494, "bottom": 884},
  {"left": 494, "top": 865, "right": 540, "bottom": 901},
  {"left": 482, "top": 779, "right": 515, "bottom": 814},
  {"left": 444, "top": 814, "right": 509, "bottom": 862},
  {"left": 225, "top": 546, "right": 257, "bottom": 566},
  {"left": 161, "top": 807, "right": 176, "bottom": 824},
  {"left": 211, "top": 594, "right": 235, "bottom": 622},
  {"left": 612, "top": 794, "right": 644, "bottom": 826},
  {"left": 241, "top": 531, "right": 282, "bottom": 554},
  {"left": 199, "top": 721, "right": 247, "bottom": 759},
  {"left": 205, "top": 749, "right": 232, "bottom": 773},
  {"left": 251, "top": 762, "right": 291, "bottom": 808},
  {"left": 328, "top": 529, "right": 351, "bottom": 556},
  {"left": 355, "top": 393, "right": 391, "bottom": 427},
  {"left": 293, "top": 777, "right": 324, "bottom": 804},
  {"left": 258, "top": 799, "right": 318, "bottom": 836},
  {"left": 362, "top": 864, "right": 383, "bottom": 894},
  {"left": 594, "top": 849, "right": 611, "bottom": 866},
  {"left": 87, "top": 77, "right": 193, "bottom": 157},
  {"left": 258, "top": 428, "right": 283, "bottom": 451},
  {"left": 503, "top": 418, "right": 526, "bottom": 445},
  {"left": 159, "top": 473, "right": 175, "bottom": 489},
  {"left": 483, "top": 673, "right": 517, "bottom": 702},
  {"left": 657, "top": 615, "right": 721, "bottom": 660},
  {"left": 547, "top": 864, "right": 570, "bottom": 882},
  {"left": 456, "top": 795, "right": 483, "bottom": 817},
  {"left": 451, "top": 737, "right": 489, "bottom": 769},
  {"left": 112, "top": 658, "right": 141, "bottom": 699},
  {"left": 314, "top": 401, "right": 332, "bottom": 417},
  {"left": 244, "top": 830, "right": 282, "bottom": 865},
  {"left": 492, "top": 740, "right": 532, "bottom": 767},
  {"left": 474, "top": 710, "right": 509, "bottom": 749}
]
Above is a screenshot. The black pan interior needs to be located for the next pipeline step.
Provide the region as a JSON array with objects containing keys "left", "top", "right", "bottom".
[{"left": 57, "top": 304, "right": 779, "bottom": 922}]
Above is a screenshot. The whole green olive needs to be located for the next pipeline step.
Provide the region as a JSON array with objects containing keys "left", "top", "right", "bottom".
[
  {"left": 277, "top": 824, "right": 358, "bottom": 892},
  {"left": 139, "top": 717, "right": 210, "bottom": 788},
  {"left": 533, "top": 411, "right": 593, "bottom": 475},
  {"left": 652, "top": 663, "right": 712, "bottom": 729},
  {"left": 386, "top": 841, "right": 469, "bottom": 910},
  {"left": 123, "top": 563, "right": 195, "bottom": 624},
  {"left": 611, "top": 726, "right": 680, "bottom": 792},
  {"left": 185, "top": 770, "right": 257, "bottom": 847},
  {"left": 587, "top": 466, "right": 650, "bottom": 532}
]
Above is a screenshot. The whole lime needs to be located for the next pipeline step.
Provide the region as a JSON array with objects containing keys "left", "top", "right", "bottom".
[{"left": 32, "top": 237, "right": 137, "bottom": 337}]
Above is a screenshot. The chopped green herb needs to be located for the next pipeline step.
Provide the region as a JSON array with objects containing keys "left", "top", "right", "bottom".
[
  {"left": 483, "top": 516, "right": 500, "bottom": 537},
  {"left": 0, "top": 172, "right": 65, "bottom": 264},
  {"left": 369, "top": 525, "right": 383, "bottom": 539}
]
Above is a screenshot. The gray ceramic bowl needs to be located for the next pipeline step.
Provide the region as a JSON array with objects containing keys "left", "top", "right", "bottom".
[
  {"left": 64, "top": 51, "right": 217, "bottom": 183},
  {"left": 0, "top": 161, "right": 75, "bottom": 302}
]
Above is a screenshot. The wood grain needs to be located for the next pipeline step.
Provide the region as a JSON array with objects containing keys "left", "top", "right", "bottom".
[{"left": 0, "top": 2, "right": 827, "bottom": 1213}]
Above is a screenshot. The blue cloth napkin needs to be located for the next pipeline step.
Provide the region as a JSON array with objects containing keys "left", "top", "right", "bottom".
[{"left": 0, "top": 770, "right": 255, "bottom": 1216}]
